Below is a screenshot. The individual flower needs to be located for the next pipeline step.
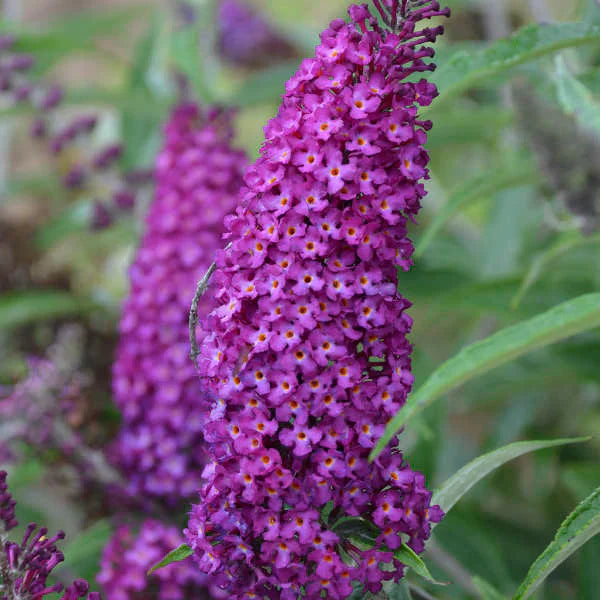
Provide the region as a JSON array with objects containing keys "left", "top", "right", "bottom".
[
  {"left": 111, "top": 102, "right": 247, "bottom": 503},
  {"left": 185, "top": 2, "right": 448, "bottom": 598},
  {"left": 0, "top": 471, "right": 102, "bottom": 600},
  {"left": 97, "top": 519, "right": 220, "bottom": 600}
]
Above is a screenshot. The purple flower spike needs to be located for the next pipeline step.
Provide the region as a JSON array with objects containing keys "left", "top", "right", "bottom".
[
  {"left": 110, "top": 102, "right": 246, "bottom": 503},
  {"left": 0, "top": 472, "right": 103, "bottom": 599},
  {"left": 98, "top": 519, "right": 219, "bottom": 600},
  {"left": 185, "top": 2, "right": 448, "bottom": 597},
  {"left": 0, "top": 470, "right": 18, "bottom": 533},
  {"left": 217, "top": 0, "right": 296, "bottom": 67}
]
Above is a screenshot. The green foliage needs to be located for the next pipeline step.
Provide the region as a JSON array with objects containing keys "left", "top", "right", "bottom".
[
  {"left": 432, "top": 22, "right": 600, "bottom": 106},
  {"left": 372, "top": 294, "right": 600, "bottom": 458},
  {"left": 554, "top": 54, "right": 600, "bottom": 134},
  {"left": 2, "top": 1, "right": 600, "bottom": 599},
  {"left": 0, "top": 290, "right": 96, "bottom": 330},
  {"left": 432, "top": 438, "right": 588, "bottom": 515},
  {"left": 416, "top": 161, "right": 539, "bottom": 257},
  {"left": 513, "top": 485, "right": 600, "bottom": 599},
  {"left": 148, "top": 544, "right": 193, "bottom": 575}
]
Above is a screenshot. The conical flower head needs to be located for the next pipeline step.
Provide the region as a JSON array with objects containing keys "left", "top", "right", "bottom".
[
  {"left": 186, "top": 2, "right": 448, "bottom": 598},
  {"left": 111, "top": 103, "right": 247, "bottom": 503}
]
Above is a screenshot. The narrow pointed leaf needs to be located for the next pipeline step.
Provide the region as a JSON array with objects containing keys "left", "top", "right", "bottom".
[
  {"left": 393, "top": 544, "right": 447, "bottom": 585},
  {"left": 554, "top": 54, "right": 600, "bottom": 135},
  {"left": 513, "top": 485, "right": 600, "bottom": 599},
  {"left": 371, "top": 293, "right": 600, "bottom": 459},
  {"left": 416, "top": 163, "right": 538, "bottom": 256},
  {"left": 147, "top": 543, "right": 192, "bottom": 575},
  {"left": 511, "top": 232, "right": 600, "bottom": 309},
  {"left": 432, "top": 438, "right": 588, "bottom": 515},
  {"left": 430, "top": 22, "right": 600, "bottom": 107}
]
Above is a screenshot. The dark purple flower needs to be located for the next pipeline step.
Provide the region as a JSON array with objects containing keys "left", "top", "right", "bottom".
[
  {"left": 0, "top": 471, "right": 102, "bottom": 600},
  {"left": 0, "top": 471, "right": 17, "bottom": 532},
  {"left": 91, "top": 202, "right": 113, "bottom": 230},
  {"left": 93, "top": 143, "right": 123, "bottom": 170},
  {"left": 40, "top": 84, "right": 63, "bottom": 110},
  {"left": 63, "top": 164, "right": 87, "bottom": 188},
  {"left": 113, "top": 189, "right": 136, "bottom": 211},
  {"left": 111, "top": 102, "right": 246, "bottom": 503},
  {"left": 185, "top": 2, "right": 448, "bottom": 597},
  {"left": 30, "top": 117, "right": 47, "bottom": 138}
]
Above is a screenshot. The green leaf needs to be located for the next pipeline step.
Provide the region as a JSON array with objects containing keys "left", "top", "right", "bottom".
[
  {"left": 554, "top": 54, "right": 600, "bottom": 135},
  {"left": 513, "top": 485, "right": 600, "bottom": 599},
  {"left": 0, "top": 290, "right": 96, "bottom": 331},
  {"left": 432, "top": 438, "right": 588, "bottom": 515},
  {"left": 511, "top": 232, "right": 600, "bottom": 309},
  {"left": 148, "top": 543, "right": 193, "bottom": 575},
  {"left": 55, "top": 519, "right": 113, "bottom": 583},
  {"left": 431, "top": 22, "right": 600, "bottom": 107},
  {"left": 370, "top": 293, "right": 600, "bottom": 459},
  {"left": 332, "top": 516, "right": 379, "bottom": 548},
  {"left": 472, "top": 576, "right": 506, "bottom": 600},
  {"left": 393, "top": 544, "right": 447, "bottom": 585},
  {"left": 416, "top": 162, "right": 538, "bottom": 257},
  {"left": 330, "top": 517, "right": 443, "bottom": 585}
]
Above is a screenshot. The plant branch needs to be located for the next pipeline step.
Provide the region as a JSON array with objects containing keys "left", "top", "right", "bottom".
[{"left": 188, "top": 260, "right": 217, "bottom": 369}]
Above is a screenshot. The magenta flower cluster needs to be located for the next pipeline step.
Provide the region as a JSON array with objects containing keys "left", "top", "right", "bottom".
[
  {"left": 0, "top": 471, "right": 101, "bottom": 600},
  {"left": 185, "top": 1, "right": 447, "bottom": 597},
  {"left": 97, "top": 518, "right": 217, "bottom": 600},
  {"left": 111, "top": 103, "right": 247, "bottom": 503}
]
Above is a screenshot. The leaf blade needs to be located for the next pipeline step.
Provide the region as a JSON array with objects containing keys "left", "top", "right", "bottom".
[
  {"left": 147, "top": 543, "right": 193, "bottom": 576},
  {"left": 431, "top": 22, "right": 600, "bottom": 107},
  {"left": 371, "top": 293, "right": 600, "bottom": 459},
  {"left": 513, "top": 485, "right": 600, "bottom": 599},
  {"left": 432, "top": 438, "right": 589, "bottom": 515}
]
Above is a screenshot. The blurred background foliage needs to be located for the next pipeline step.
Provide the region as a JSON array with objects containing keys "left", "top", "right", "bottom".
[{"left": 1, "top": 0, "right": 600, "bottom": 599}]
